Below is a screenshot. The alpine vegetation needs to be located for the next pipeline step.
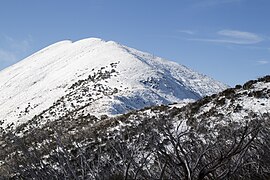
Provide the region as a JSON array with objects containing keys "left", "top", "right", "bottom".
[
  {"left": 0, "top": 38, "right": 269, "bottom": 180},
  {"left": 0, "top": 74, "right": 269, "bottom": 179}
]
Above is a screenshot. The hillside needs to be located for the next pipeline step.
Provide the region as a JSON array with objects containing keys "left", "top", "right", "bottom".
[
  {"left": 0, "top": 76, "right": 269, "bottom": 179},
  {"left": 0, "top": 38, "right": 226, "bottom": 128}
]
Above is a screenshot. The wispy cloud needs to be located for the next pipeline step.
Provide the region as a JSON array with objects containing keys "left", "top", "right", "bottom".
[
  {"left": 0, "top": 49, "right": 17, "bottom": 64},
  {"left": 3, "top": 35, "right": 33, "bottom": 53},
  {"left": 0, "top": 35, "right": 33, "bottom": 68},
  {"left": 218, "top": 30, "right": 263, "bottom": 44},
  {"left": 189, "top": 29, "right": 264, "bottom": 45},
  {"left": 257, "top": 60, "right": 269, "bottom": 65},
  {"left": 178, "top": 30, "right": 195, "bottom": 35}
]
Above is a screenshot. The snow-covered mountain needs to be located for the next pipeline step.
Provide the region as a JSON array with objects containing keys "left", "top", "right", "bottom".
[
  {"left": 0, "top": 38, "right": 227, "bottom": 127},
  {"left": 1, "top": 76, "right": 269, "bottom": 179}
]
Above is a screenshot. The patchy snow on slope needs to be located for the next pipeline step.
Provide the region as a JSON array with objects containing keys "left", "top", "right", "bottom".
[
  {"left": 185, "top": 78, "right": 270, "bottom": 128},
  {"left": 169, "top": 99, "right": 195, "bottom": 109}
]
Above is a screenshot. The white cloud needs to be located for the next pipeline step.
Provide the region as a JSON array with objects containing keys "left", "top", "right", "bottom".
[
  {"left": 0, "top": 49, "right": 17, "bottom": 63},
  {"left": 189, "top": 30, "right": 264, "bottom": 45},
  {"left": 218, "top": 30, "right": 263, "bottom": 44},
  {"left": 0, "top": 35, "right": 33, "bottom": 68},
  {"left": 257, "top": 60, "right": 269, "bottom": 65},
  {"left": 3, "top": 35, "right": 33, "bottom": 53},
  {"left": 178, "top": 30, "right": 195, "bottom": 35}
]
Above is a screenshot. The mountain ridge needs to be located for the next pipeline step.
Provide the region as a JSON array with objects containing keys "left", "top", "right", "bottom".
[
  {"left": 0, "top": 75, "right": 269, "bottom": 179},
  {"left": 0, "top": 38, "right": 227, "bottom": 128}
]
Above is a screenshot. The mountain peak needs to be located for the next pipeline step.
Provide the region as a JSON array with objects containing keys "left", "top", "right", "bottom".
[{"left": 0, "top": 38, "right": 227, "bottom": 128}]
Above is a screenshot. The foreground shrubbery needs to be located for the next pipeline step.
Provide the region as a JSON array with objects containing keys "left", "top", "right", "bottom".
[{"left": 0, "top": 110, "right": 270, "bottom": 180}]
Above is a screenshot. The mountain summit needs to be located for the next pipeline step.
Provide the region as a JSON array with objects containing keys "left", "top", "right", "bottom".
[{"left": 0, "top": 38, "right": 227, "bottom": 127}]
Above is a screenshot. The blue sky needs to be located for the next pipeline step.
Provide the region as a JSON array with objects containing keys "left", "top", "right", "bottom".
[{"left": 0, "top": 0, "right": 269, "bottom": 86}]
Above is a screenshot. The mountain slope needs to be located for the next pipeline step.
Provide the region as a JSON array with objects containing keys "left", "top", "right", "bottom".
[
  {"left": 0, "top": 76, "right": 269, "bottom": 179},
  {"left": 0, "top": 38, "right": 227, "bottom": 127}
]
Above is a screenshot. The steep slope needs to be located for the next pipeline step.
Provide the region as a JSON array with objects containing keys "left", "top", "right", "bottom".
[
  {"left": 1, "top": 76, "right": 269, "bottom": 179},
  {"left": 178, "top": 75, "right": 270, "bottom": 125},
  {"left": 0, "top": 38, "right": 227, "bottom": 127}
]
